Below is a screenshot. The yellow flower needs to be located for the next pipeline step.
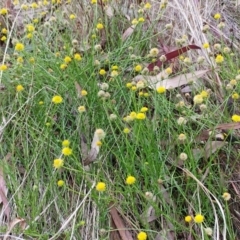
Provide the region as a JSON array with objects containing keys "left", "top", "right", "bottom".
[
  {"left": 69, "top": 14, "right": 76, "bottom": 19},
  {"left": 16, "top": 84, "right": 24, "bottom": 92},
  {"left": 144, "top": 3, "right": 151, "bottom": 9},
  {"left": 96, "top": 141, "right": 102, "bottom": 146},
  {"left": 202, "top": 43, "right": 209, "bottom": 49},
  {"left": 214, "top": 13, "right": 221, "bottom": 19},
  {"left": 52, "top": 95, "right": 63, "bottom": 104},
  {"left": 200, "top": 90, "right": 208, "bottom": 98},
  {"left": 130, "top": 111, "right": 137, "bottom": 119},
  {"left": 26, "top": 24, "right": 35, "bottom": 32},
  {"left": 132, "top": 18, "right": 138, "bottom": 25},
  {"left": 185, "top": 215, "right": 192, "bottom": 223},
  {"left": 123, "top": 128, "right": 131, "bottom": 134},
  {"left": 0, "top": 64, "right": 7, "bottom": 71},
  {"left": 149, "top": 48, "right": 159, "bottom": 57},
  {"left": 91, "top": 0, "right": 97, "bottom": 3},
  {"left": 38, "top": 101, "right": 44, "bottom": 105},
  {"left": 178, "top": 133, "right": 186, "bottom": 141},
  {"left": 230, "top": 79, "right": 237, "bottom": 86},
  {"left": 232, "top": 114, "right": 240, "bottom": 122},
  {"left": 126, "top": 82, "right": 132, "bottom": 88},
  {"left": 222, "top": 192, "right": 231, "bottom": 201},
  {"left": 157, "top": 86, "right": 166, "bottom": 94},
  {"left": 31, "top": 2, "right": 38, "bottom": 8},
  {"left": 1, "top": 36, "right": 7, "bottom": 41},
  {"left": 15, "top": 43, "right": 25, "bottom": 51},
  {"left": 62, "top": 140, "right": 70, "bottom": 147},
  {"left": 134, "top": 64, "right": 142, "bottom": 72},
  {"left": 137, "top": 231, "right": 147, "bottom": 240},
  {"left": 81, "top": 90, "right": 88, "bottom": 96},
  {"left": 74, "top": 53, "right": 82, "bottom": 61},
  {"left": 193, "top": 94, "right": 203, "bottom": 104},
  {"left": 96, "top": 129, "right": 106, "bottom": 139},
  {"left": 136, "top": 113, "right": 146, "bottom": 120},
  {"left": 96, "top": 182, "right": 106, "bottom": 191},
  {"left": 1, "top": 28, "right": 7, "bottom": 34},
  {"left": 60, "top": 63, "right": 67, "bottom": 70},
  {"left": 57, "top": 180, "right": 64, "bottom": 187},
  {"left": 232, "top": 93, "right": 239, "bottom": 100},
  {"left": 140, "top": 107, "right": 148, "bottom": 113},
  {"left": 126, "top": 176, "right": 136, "bottom": 185},
  {"left": 194, "top": 214, "right": 204, "bottom": 223},
  {"left": 0, "top": 8, "right": 8, "bottom": 15},
  {"left": 21, "top": 4, "right": 28, "bottom": 10},
  {"left": 165, "top": 67, "right": 172, "bottom": 74},
  {"left": 111, "top": 65, "right": 118, "bottom": 70},
  {"left": 111, "top": 70, "right": 119, "bottom": 77},
  {"left": 17, "top": 56, "right": 24, "bottom": 64},
  {"left": 215, "top": 54, "right": 224, "bottom": 64},
  {"left": 138, "top": 17, "right": 145, "bottom": 23},
  {"left": 29, "top": 57, "right": 35, "bottom": 64},
  {"left": 96, "top": 23, "right": 104, "bottom": 30},
  {"left": 62, "top": 147, "right": 72, "bottom": 156},
  {"left": 78, "top": 106, "right": 86, "bottom": 113},
  {"left": 64, "top": 56, "right": 72, "bottom": 64},
  {"left": 99, "top": 69, "right": 106, "bottom": 75},
  {"left": 53, "top": 158, "right": 64, "bottom": 169}
]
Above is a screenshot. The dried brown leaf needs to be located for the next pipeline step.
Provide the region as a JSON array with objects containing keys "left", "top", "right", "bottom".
[
  {"left": 4, "top": 217, "right": 26, "bottom": 240},
  {"left": 216, "top": 122, "right": 240, "bottom": 130},
  {"left": 122, "top": 26, "right": 135, "bottom": 41},
  {"left": 133, "top": 69, "right": 209, "bottom": 89},
  {"left": 105, "top": 5, "right": 114, "bottom": 18},
  {"left": 109, "top": 204, "right": 134, "bottom": 240},
  {"left": 75, "top": 82, "right": 82, "bottom": 98}
]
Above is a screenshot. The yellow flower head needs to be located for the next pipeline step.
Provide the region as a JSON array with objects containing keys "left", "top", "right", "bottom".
[
  {"left": 78, "top": 105, "right": 86, "bottom": 113},
  {"left": 0, "top": 8, "right": 8, "bottom": 15},
  {"left": 16, "top": 84, "right": 24, "bottom": 92},
  {"left": 137, "top": 231, "right": 147, "bottom": 240},
  {"left": 15, "top": 43, "right": 25, "bottom": 51},
  {"left": 52, "top": 95, "right": 63, "bottom": 104},
  {"left": 214, "top": 13, "right": 221, "bottom": 20},
  {"left": 0, "top": 64, "right": 7, "bottom": 71},
  {"left": 64, "top": 56, "right": 72, "bottom": 64},
  {"left": 96, "top": 23, "right": 104, "bottom": 30},
  {"left": 132, "top": 18, "right": 138, "bottom": 25},
  {"left": 69, "top": 14, "right": 76, "bottom": 19},
  {"left": 140, "top": 107, "right": 148, "bottom": 113},
  {"left": 136, "top": 113, "right": 146, "bottom": 120},
  {"left": 1, "top": 28, "right": 7, "bottom": 34},
  {"left": 222, "top": 192, "right": 231, "bottom": 201},
  {"left": 200, "top": 90, "right": 208, "bottom": 98},
  {"left": 123, "top": 128, "right": 131, "bottom": 134},
  {"left": 74, "top": 53, "right": 82, "bottom": 61},
  {"left": 91, "top": 0, "right": 97, "bottom": 3},
  {"left": 26, "top": 24, "right": 35, "bottom": 32},
  {"left": 57, "top": 180, "right": 64, "bottom": 187},
  {"left": 193, "top": 94, "right": 203, "bottom": 104},
  {"left": 232, "top": 114, "right": 240, "bottom": 122},
  {"left": 165, "top": 67, "right": 172, "bottom": 75},
  {"left": 215, "top": 54, "right": 224, "bottom": 64},
  {"left": 157, "top": 86, "right": 166, "bottom": 94},
  {"left": 126, "top": 176, "right": 136, "bottom": 185},
  {"left": 62, "top": 139, "right": 70, "bottom": 147},
  {"left": 144, "top": 3, "right": 151, "bottom": 9},
  {"left": 53, "top": 158, "right": 64, "bottom": 169},
  {"left": 202, "top": 43, "right": 209, "bottom": 49},
  {"left": 96, "top": 182, "right": 106, "bottom": 192},
  {"left": 138, "top": 17, "right": 145, "bottom": 23},
  {"left": 185, "top": 215, "right": 192, "bottom": 223},
  {"left": 99, "top": 69, "right": 106, "bottom": 75},
  {"left": 81, "top": 90, "right": 88, "bottom": 96},
  {"left": 232, "top": 93, "right": 239, "bottom": 100},
  {"left": 194, "top": 214, "right": 204, "bottom": 224},
  {"left": 62, "top": 147, "right": 72, "bottom": 156},
  {"left": 134, "top": 64, "right": 142, "bottom": 72}
]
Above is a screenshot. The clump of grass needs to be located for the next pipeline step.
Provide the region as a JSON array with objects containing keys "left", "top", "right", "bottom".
[{"left": 0, "top": 0, "right": 240, "bottom": 239}]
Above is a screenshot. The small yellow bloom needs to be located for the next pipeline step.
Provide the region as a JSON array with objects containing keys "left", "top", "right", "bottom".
[
  {"left": 31, "top": 2, "right": 38, "bottom": 8},
  {"left": 200, "top": 90, "right": 208, "bottom": 98},
  {"left": 134, "top": 64, "right": 142, "bottom": 72},
  {"left": 222, "top": 192, "right": 231, "bottom": 201},
  {"left": 1, "top": 28, "right": 7, "bottom": 34},
  {"left": 194, "top": 214, "right": 204, "bottom": 223},
  {"left": 62, "top": 147, "right": 72, "bottom": 156},
  {"left": 149, "top": 48, "right": 159, "bottom": 57},
  {"left": 26, "top": 24, "right": 35, "bottom": 32},
  {"left": 132, "top": 18, "right": 138, "bottom": 25},
  {"left": 78, "top": 105, "right": 86, "bottom": 113},
  {"left": 126, "top": 176, "right": 136, "bottom": 185},
  {"left": 57, "top": 180, "right": 64, "bottom": 187},
  {"left": 21, "top": 4, "right": 28, "bottom": 10},
  {"left": 136, "top": 113, "right": 146, "bottom": 120},
  {"left": 111, "top": 70, "right": 119, "bottom": 77},
  {"left": 96, "top": 23, "right": 104, "bottom": 30},
  {"left": 232, "top": 114, "right": 240, "bottom": 122},
  {"left": 0, "top": 8, "right": 8, "bottom": 15},
  {"left": 17, "top": 56, "right": 24, "bottom": 64},
  {"left": 214, "top": 13, "right": 221, "bottom": 20},
  {"left": 165, "top": 67, "right": 172, "bottom": 74},
  {"left": 232, "top": 93, "right": 239, "bottom": 100},
  {"left": 202, "top": 43, "right": 209, "bottom": 49},
  {"left": 39, "top": 101, "right": 44, "bottom": 105},
  {"left": 91, "top": 0, "right": 97, "bottom": 3},
  {"left": 74, "top": 53, "right": 82, "bottom": 61},
  {"left": 64, "top": 56, "right": 72, "bottom": 64},
  {"left": 0, "top": 64, "right": 7, "bottom": 71},
  {"left": 137, "top": 231, "right": 147, "bottom": 240},
  {"left": 144, "top": 3, "right": 151, "bottom": 9},
  {"left": 53, "top": 159, "right": 64, "bottom": 169},
  {"left": 215, "top": 54, "right": 224, "bottom": 64},
  {"left": 16, "top": 84, "right": 24, "bottom": 92},
  {"left": 60, "top": 63, "right": 67, "bottom": 70},
  {"left": 140, "top": 107, "right": 148, "bottom": 113},
  {"left": 96, "top": 141, "right": 102, "bottom": 146},
  {"left": 126, "top": 82, "right": 132, "bottom": 88},
  {"left": 15, "top": 43, "right": 25, "bottom": 51},
  {"left": 123, "top": 128, "right": 131, "bottom": 134},
  {"left": 69, "top": 14, "right": 76, "bottom": 19},
  {"left": 52, "top": 95, "right": 63, "bottom": 104},
  {"left": 157, "top": 86, "right": 166, "bottom": 94},
  {"left": 111, "top": 65, "right": 118, "bottom": 70},
  {"left": 1, "top": 36, "right": 7, "bottom": 41},
  {"left": 185, "top": 215, "right": 192, "bottom": 223},
  {"left": 230, "top": 79, "right": 237, "bottom": 86},
  {"left": 62, "top": 140, "right": 70, "bottom": 147},
  {"left": 96, "top": 182, "right": 106, "bottom": 192},
  {"left": 99, "top": 69, "right": 106, "bottom": 75},
  {"left": 138, "top": 17, "right": 145, "bottom": 23},
  {"left": 29, "top": 57, "right": 35, "bottom": 64},
  {"left": 193, "top": 94, "right": 203, "bottom": 104},
  {"left": 178, "top": 133, "right": 186, "bottom": 141}
]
